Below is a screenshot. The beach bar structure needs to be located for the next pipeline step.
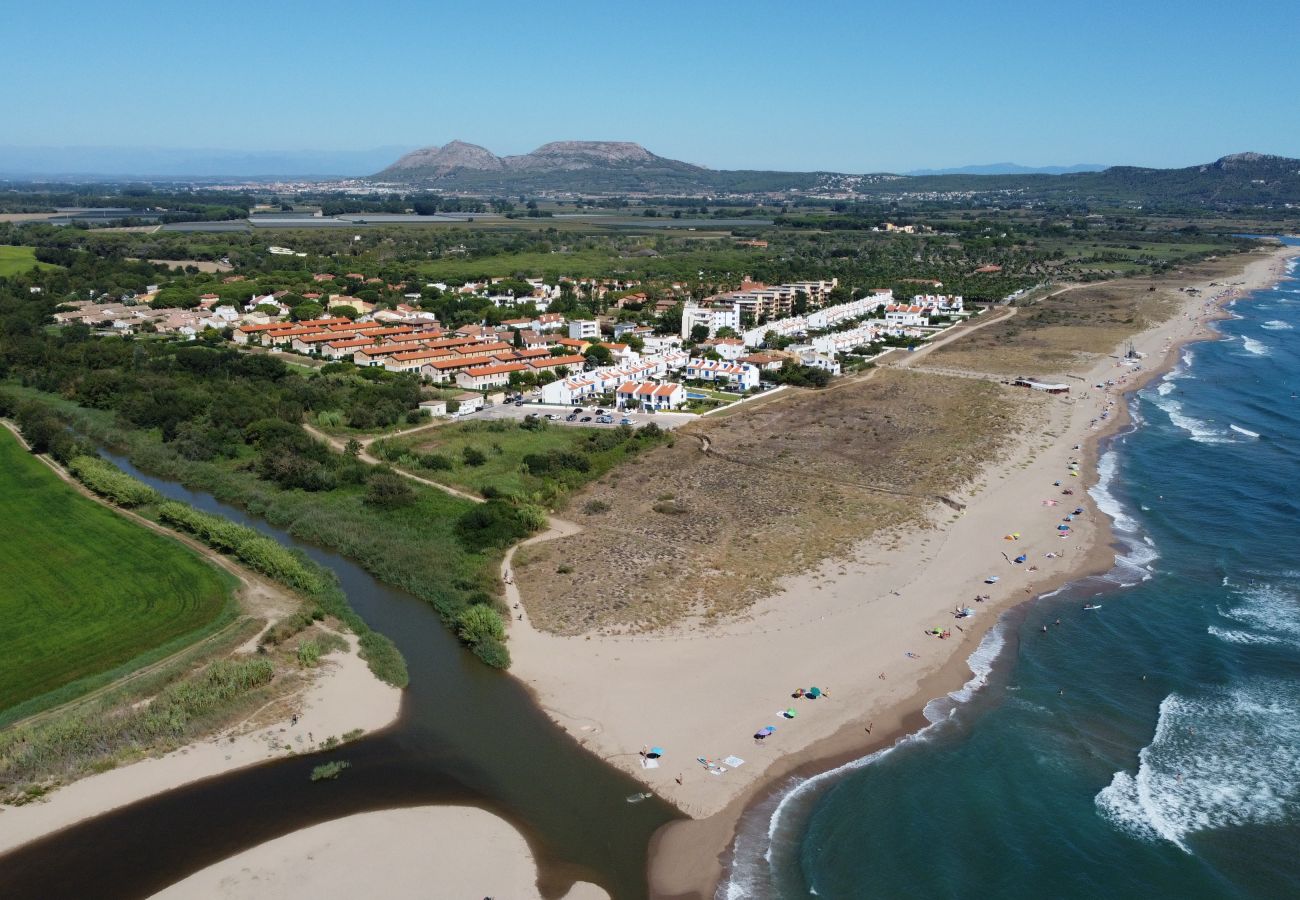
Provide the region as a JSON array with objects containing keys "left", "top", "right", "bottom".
[{"left": 1013, "top": 378, "right": 1070, "bottom": 395}]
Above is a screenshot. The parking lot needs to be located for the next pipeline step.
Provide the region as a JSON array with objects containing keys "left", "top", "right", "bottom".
[{"left": 472, "top": 402, "right": 697, "bottom": 431}]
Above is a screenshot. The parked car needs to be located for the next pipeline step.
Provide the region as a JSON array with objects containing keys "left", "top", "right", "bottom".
[
  {"left": 514, "top": 400, "right": 524, "bottom": 407},
  {"left": 565, "top": 413, "right": 578, "bottom": 422},
  {"left": 580, "top": 416, "right": 592, "bottom": 422},
  {"left": 596, "top": 415, "right": 613, "bottom": 424},
  {"left": 595, "top": 408, "right": 607, "bottom": 415},
  {"left": 545, "top": 414, "right": 560, "bottom": 421},
  {"left": 619, "top": 416, "right": 633, "bottom": 425}
]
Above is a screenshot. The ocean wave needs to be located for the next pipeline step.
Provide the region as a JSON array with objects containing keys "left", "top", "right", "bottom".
[
  {"left": 1241, "top": 336, "right": 1270, "bottom": 356},
  {"left": 1215, "top": 581, "right": 1300, "bottom": 648},
  {"left": 1261, "top": 320, "right": 1293, "bottom": 330},
  {"left": 1148, "top": 394, "right": 1234, "bottom": 444},
  {"left": 722, "top": 623, "right": 1010, "bottom": 898},
  {"left": 1090, "top": 449, "right": 1140, "bottom": 534},
  {"left": 1156, "top": 381, "right": 1175, "bottom": 396},
  {"left": 1095, "top": 681, "right": 1300, "bottom": 852}
]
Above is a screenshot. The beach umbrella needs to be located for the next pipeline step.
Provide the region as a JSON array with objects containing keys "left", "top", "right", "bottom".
[
  {"left": 785, "top": 708, "right": 797, "bottom": 718},
  {"left": 807, "top": 686, "right": 822, "bottom": 698},
  {"left": 1014, "top": 555, "right": 1027, "bottom": 564},
  {"left": 648, "top": 747, "right": 664, "bottom": 758},
  {"left": 961, "top": 607, "right": 975, "bottom": 616},
  {"left": 1058, "top": 524, "right": 1070, "bottom": 531}
]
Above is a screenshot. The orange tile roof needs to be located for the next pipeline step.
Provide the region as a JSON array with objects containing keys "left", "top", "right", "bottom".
[{"left": 463, "top": 361, "right": 530, "bottom": 377}]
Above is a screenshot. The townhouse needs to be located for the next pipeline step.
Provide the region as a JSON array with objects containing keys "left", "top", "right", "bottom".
[
  {"left": 615, "top": 381, "right": 686, "bottom": 411},
  {"left": 683, "top": 358, "right": 760, "bottom": 390},
  {"left": 456, "top": 361, "right": 531, "bottom": 390}
]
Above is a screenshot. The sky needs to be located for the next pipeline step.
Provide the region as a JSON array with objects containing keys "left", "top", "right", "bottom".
[{"left": 9, "top": 0, "right": 1300, "bottom": 174}]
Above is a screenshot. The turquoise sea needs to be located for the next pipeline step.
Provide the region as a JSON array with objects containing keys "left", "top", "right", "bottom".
[{"left": 725, "top": 240, "right": 1300, "bottom": 899}]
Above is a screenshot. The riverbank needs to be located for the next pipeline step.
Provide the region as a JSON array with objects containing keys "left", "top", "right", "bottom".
[
  {"left": 0, "top": 633, "right": 401, "bottom": 857},
  {"left": 506, "top": 243, "right": 1297, "bottom": 897},
  {"left": 149, "top": 806, "right": 608, "bottom": 900}
]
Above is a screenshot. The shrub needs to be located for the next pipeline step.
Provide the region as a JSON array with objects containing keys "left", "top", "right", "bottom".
[
  {"left": 462, "top": 446, "right": 487, "bottom": 466},
  {"left": 310, "top": 760, "right": 351, "bottom": 781},
  {"left": 297, "top": 640, "right": 322, "bottom": 667},
  {"left": 364, "top": 470, "right": 415, "bottom": 508},
  {"left": 419, "top": 452, "right": 453, "bottom": 470},
  {"left": 582, "top": 499, "right": 611, "bottom": 515},
  {"left": 67, "top": 455, "right": 161, "bottom": 507},
  {"left": 457, "top": 604, "right": 505, "bottom": 644},
  {"left": 455, "top": 500, "right": 545, "bottom": 549}
]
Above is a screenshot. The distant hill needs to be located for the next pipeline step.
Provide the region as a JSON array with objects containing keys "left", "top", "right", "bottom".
[
  {"left": 906, "top": 163, "right": 1107, "bottom": 176},
  {"left": 373, "top": 143, "right": 1300, "bottom": 208}
]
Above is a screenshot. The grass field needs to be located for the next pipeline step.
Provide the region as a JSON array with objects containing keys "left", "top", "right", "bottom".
[
  {"left": 0, "top": 246, "right": 57, "bottom": 277},
  {"left": 0, "top": 431, "right": 235, "bottom": 723},
  {"left": 378, "top": 418, "right": 664, "bottom": 502}
]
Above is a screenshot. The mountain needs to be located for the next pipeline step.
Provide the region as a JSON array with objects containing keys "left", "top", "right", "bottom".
[
  {"left": 906, "top": 163, "right": 1107, "bottom": 176},
  {"left": 374, "top": 140, "right": 712, "bottom": 192},
  {"left": 0, "top": 145, "right": 416, "bottom": 179}
]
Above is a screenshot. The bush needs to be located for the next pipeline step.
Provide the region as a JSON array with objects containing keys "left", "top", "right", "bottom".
[
  {"left": 462, "top": 446, "right": 487, "bottom": 466},
  {"left": 582, "top": 499, "right": 611, "bottom": 515},
  {"left": 455, "top": 500, "right": 546, "bottom": 549},
  {"left": 419, "top": 452, "right": 453, "bottom": 470},
  {"left": 364, "top": 470, "right": 415, "bottom": 508},
  {"left": 523, "top": 450, "right": 590, "bottom": 476},
  {"left": 457, "top": 604, "right": 505, "bottom": 644},
  {"left": 310, "top": 760, "right": 351, "bottom": 781},
  {"left": 67, "top": 455, "right": 161, "bottom": 507}
]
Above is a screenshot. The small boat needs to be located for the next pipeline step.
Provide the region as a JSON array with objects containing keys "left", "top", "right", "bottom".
[
  {"left": 1083, "top": 603, "right": 1102, "bottom": 611},
  {"left": 626, "top": 792, "right": 653, "bottom": 803}
]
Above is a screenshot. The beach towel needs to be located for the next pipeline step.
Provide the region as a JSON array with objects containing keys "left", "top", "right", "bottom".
[
  {"left": 708, "top": 766, "right": 728, "bottom": 776},
  {"left": 641, "top": 758, "right": 660, "bottom": 769},
  {"left": 722, "top": 756, "right": 745, "bottom": 768}
]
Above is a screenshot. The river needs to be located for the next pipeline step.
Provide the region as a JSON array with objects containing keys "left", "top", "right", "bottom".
[{"left": 1, "top": 454, "right": 677, "bottom": 899}]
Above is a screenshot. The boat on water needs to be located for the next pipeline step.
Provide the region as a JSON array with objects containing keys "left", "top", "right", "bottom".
[{"left": 1083, "top": 603, "right": 1102, "bottom": 611}]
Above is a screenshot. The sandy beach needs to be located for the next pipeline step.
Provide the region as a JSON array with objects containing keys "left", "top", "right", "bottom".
[
  {"left": 0, "top": 634, "right": 401, "bottom": 856},
  {"left": 506, "top": 243, "right": 1299, "bottom": 896},
  {"left": 149, "top": 806, "right": 608, "bottom": 900}
]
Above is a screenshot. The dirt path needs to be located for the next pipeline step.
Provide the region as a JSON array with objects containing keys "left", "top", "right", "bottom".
[{"left": 302, "top": 421, "right": 486, "bottom": 503}]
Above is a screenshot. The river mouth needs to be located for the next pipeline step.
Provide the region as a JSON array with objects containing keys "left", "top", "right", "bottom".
[{"left": 1, "top": 452, "right": 678, "bottom": 900}]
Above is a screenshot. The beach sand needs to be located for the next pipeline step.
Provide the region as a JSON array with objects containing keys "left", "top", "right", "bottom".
[
  {"left": 149, "top": 806, "right": 608, "bottom": 900},
  {"left": 506, "top": 244, "right": 1299, "bottom": 896},
  {"left": 0, "top": 634, "right": 401, "bottom": 856}
]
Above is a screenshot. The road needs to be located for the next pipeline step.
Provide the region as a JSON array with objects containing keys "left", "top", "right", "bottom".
[{"left": 472, "top": 402, "right": 697, "bottom": 431}]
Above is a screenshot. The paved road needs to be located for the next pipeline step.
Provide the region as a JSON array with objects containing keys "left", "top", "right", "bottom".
[{"left": 471, "top": 403, "right": 697, "bottom": 431}]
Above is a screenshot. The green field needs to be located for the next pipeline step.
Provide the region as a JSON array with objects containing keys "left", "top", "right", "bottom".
[
  {"left": 0, "top": 246, "right": 57, "bottom": 277},
  {"left": 378, "top": 419, "right": 663, "bottom": 502},
  {"left": 0, "top": 431, "right": 235, "bottom": 723}
]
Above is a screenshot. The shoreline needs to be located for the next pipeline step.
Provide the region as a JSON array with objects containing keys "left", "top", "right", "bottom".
[
  {"left": 0, "top": 633, "right": 402, "bottom": 857},
  {"left": 648, "top": 242, "right": 1300, "bottom": 897},
  {"left": 493, "top": 244, "right": 1296, "bottom": 898}
]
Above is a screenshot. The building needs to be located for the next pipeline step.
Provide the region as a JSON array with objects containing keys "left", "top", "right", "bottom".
[
  {"left": 418, "top": 399, "right": 448, "bottom": 417},
  {"left": 568, "top": 320, "right": 600, "bottom": 340},
  {"left": 698, "top": 337, "right": 746, "bottom": 361},
  {"left": 455, "top": 361, "right": 530, "bottom": 390},
  {"left": 799, "top": 350, "right": 842, "bottom": 376},
  {"left": 884, "top": 305, "right": 929, "bottom": 327},
  {"left": 680, "top": 302, "right": 741, "bottom": 340},
  {"left": 453, "top": 393, "right": 485, "bottom": 415},
  {"left": 615, "top": 381, "right": 685, "bottom": 411},
  {"left": 540, "top": 374, "right": 601, "bottom": 405},
  {"left": 703, "top": 279, "right": 839, "bottom": 321},
  {"left": 683, "top": 359, "right": 760, "bottom": 390},
  {"left": 528, "top": 353, "right": 587, "bottom": 374}
]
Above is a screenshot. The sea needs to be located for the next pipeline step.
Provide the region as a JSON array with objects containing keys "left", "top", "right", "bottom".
[{"left": 724, "top": 240, "right": 1300, "bottom": 899}]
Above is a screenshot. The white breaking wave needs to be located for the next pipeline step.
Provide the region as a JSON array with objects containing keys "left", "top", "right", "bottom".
[
  {"left": 1261, "top": 320, "right": 1293, "bottom": 330},
  {"left": 721, "top": 623, "right": 1009, "bottom": 898},
  {"left": 1229, "top": 424, "right": 1260, "bottom": 439},
  {"left": 1241, "top": 335, "right": 1270, "bottom": 356},
  {"left": 1157, "top": 381, "right": 1176, "bottom": 396},
  {"left": 1149, "top": 394, "right": 1234, "bottom": 444},
  {"left": 1096, "top": 681, "right": 1300, "bottom": 852},
  {"left": 1214, "top": 581, "right": 1300, "bottom": 649}
]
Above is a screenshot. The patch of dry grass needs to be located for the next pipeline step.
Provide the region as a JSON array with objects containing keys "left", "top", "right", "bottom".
[{"left": 515, "top": 370, "right": 1036, "bottom": 634}]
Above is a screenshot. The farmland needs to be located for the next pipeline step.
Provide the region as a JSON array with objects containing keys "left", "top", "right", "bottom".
[
  {"left": 0, "top": 245, "right": 56, "bottom": 277},
  {"left": 0, "top": 430, "right": 235, "bottom": 724}
]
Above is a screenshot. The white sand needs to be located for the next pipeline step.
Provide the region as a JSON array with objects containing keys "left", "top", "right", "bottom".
[
  {"left": 507, "top": 246, "right": 1298, "bottom": 819},
  {"left": 149, "top": 807, "right": 608, "bottom": 900},
  {"left": 0, "top": 635, "right": 401, "bottom": 855}
]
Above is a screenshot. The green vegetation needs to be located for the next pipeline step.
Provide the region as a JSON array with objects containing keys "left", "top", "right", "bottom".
[
  {"left": 371, "top": 418, "right": 669, "bottom": 504},
  {"left": 0, "top": 245, "right": 57, "bottom": 277},
  {"left": 310, "top": 759, "right": 351, "bottom": 781},
  {"left": 0, "top": 429, "right": 234, "bottom": 724},
  {"left": 67, "top": 454, "right": 162, "bottom": 507},
  {"left": 1, "top": 656, "right": 275, "bottom": 798}
]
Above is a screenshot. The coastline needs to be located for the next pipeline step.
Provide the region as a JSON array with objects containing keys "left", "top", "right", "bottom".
[
  {"left": 0, "top": 633, "right": 402, "bottom": 857},
  {"left": 504, "top": 243, "right": 1297, "bottom": 898},
  {"left": 148, "top": 806, "right": 608, "bottom": 900}
]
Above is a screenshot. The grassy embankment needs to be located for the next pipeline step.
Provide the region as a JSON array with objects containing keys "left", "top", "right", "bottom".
[
  {"left": 370, "top": 418, "right": 671, "bottom": 505},
  {"left": 0, "top": 429, "right": 235, "bottom": 726},
  {"left": 0, "top": 245, "right": 58, "bottom": 277}
]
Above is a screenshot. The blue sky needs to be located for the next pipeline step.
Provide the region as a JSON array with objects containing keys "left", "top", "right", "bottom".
[{"left": 10, "top": 0, "right": 1298, "bottom": 172}]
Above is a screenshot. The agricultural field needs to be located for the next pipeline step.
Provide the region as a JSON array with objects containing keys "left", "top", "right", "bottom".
[
  {"left": 0, "top": 245, "right": 57, "bottom": 277},
  {"left": 372, "top": 417, "right": 669, "bottom": 504},
  {"left": 0, "top": 430, "right": 235, "bottom": 724}
]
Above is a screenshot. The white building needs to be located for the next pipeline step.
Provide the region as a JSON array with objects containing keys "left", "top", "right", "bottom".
[
  {"left": 799, "top": 350, "right": 842, "bottom": 376},
  {"left": 680, "top": 302, "right": 741, "bottom": 340},
  {"left": 698, "top": 337, "right": 746, "bottom": 361},
  {"left": 683, "top": 358, "right": 760, "bottom": 390},
  {"left": 615, "top": 381, "right": 686, "bottom": 411},
  {"left": 884, "top": 305, "right": 929, "bottom": 327},
  {"left": 569, "top": 320, "right": 600, "bottom": 340}
]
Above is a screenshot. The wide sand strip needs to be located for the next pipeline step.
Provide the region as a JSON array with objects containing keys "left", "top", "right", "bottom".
[
  {"left": 0, "top": 635, "right": 400, "bottom": 855},
  {"left": 506, "top": 244, "right": 1298, "bottom": 892},
  {"left": 150, "top": 806, "right": 608, "bottom": 900}
]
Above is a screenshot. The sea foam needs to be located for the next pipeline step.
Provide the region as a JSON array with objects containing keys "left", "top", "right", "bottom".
[
  {"left": 1261, "top": 320, "right": 1293, "bottom": 330},
  {"left": 1241, "top": 336, "right": 1270, "bottom": 356},
  {"left": 1096, "top": 681, "right": 1300, "bottom": 852},
  {"left": 1149, "top": 394, "right": 1233, "bottom": 444}
]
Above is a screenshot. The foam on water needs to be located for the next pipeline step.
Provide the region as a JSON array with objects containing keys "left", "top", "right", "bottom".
[
  {"left": 1096, "top": 681, "right": 1300, "bottom": 852},
  {"left": 721, "top": 623, "right": 1009, "bottom": 898},
  {"left": 1157, "top": 381, "right": 1176, "bottom": 396},
  {"left": 1149, "top": 393, "right": 1234, "bottom": 444},
  {"left": 1213, "top": 581, "right": 1300, "bottom": 649},
  {"left": 1261, "top": 320, "right": 1293, "bottom": 330},
  {"left": 1229, "top": 424, "right": 1260, "bottom": 438},
  {"left": 1241, "top": 336, "right": 1270, "bottom": 356}
]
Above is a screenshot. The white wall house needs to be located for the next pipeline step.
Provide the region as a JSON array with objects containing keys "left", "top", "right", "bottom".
[
  {"left": 568, "top": 320, "right": 600, "bottom": 340},
  {"left": 615, "top": 381, "right": 685, "bottom": 411},
  {"left": 884, "top": 305, "right": 928, "bottom": 327},
  {"left": 680, "top": 302, "right": 741, "bottom": 340},
  {"left": 683, "top": 359, "right": 760, "bottom": 390}
]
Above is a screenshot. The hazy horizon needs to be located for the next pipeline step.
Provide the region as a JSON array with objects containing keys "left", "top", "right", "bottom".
[{"left": 12, "top": 0, "right": 1299, "bottom": 176}]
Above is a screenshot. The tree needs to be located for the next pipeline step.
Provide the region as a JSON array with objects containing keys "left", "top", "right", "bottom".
[
  {"left": 332, "top": 305, "right": 360, "bottom": 320},
  {"left": 512, "top": 328, "right": 524, "bottom": 349},
  {"left": 584, "top": 343, "right": 613, "bottom": 366},
  {"left": 715, "top": 326, "right": 738, "bottom": 339},
  {"left": 344, "top": 438, "right": 362, "bottom": 458},
  {"left": 689, "top": 323, "right": 710, "bottom": 343},
  {"left": 291, "top": 302, "right": 323, "bottom": 322}
]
